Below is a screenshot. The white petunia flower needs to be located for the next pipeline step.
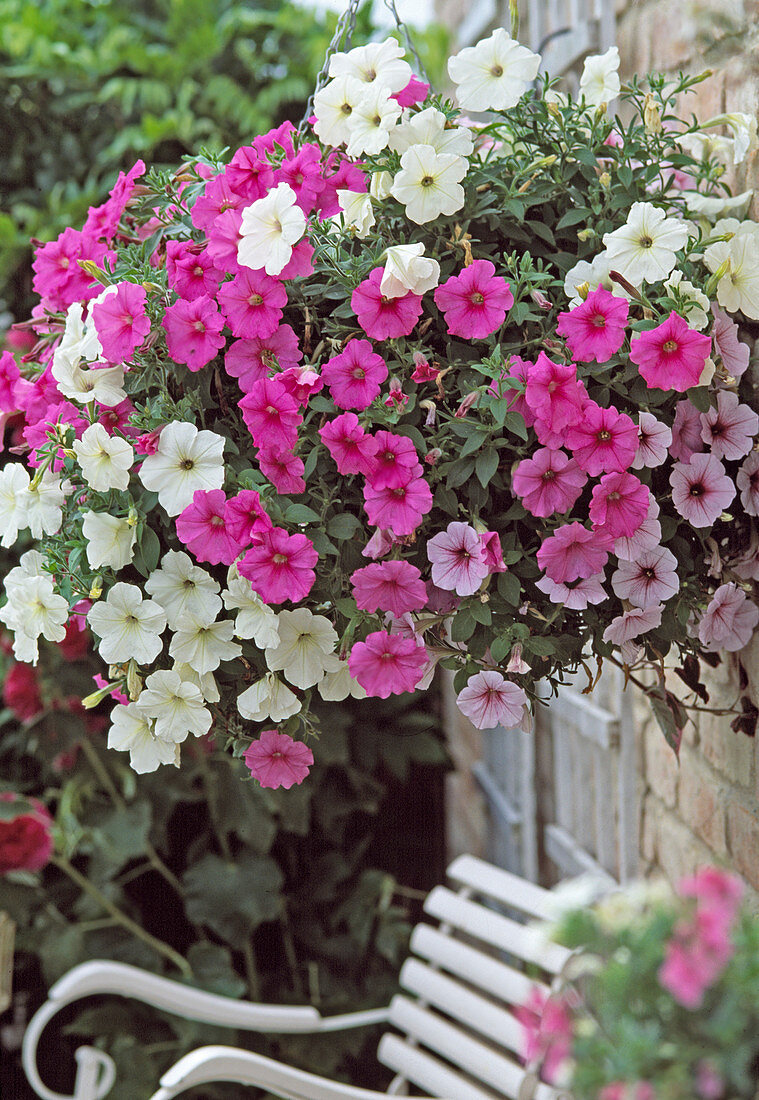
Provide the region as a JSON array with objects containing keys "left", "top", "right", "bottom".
[
  {"left": 73, "top": 423, "right": 134, "bottom": 491},
  {"left": 388, "top": 106, "right": 474, "bottom": 158},
  {"left": 82, "top": 511, "right": 137, "bottom": 570},
  {"left": 108, "top": 703, "right": 180, "bottom": 773},
  {"left": 135, "top": 669, "right": 212, "bottom": 742},
  {"left": 4, "top": 550, "right": 47, "bottom": 595},
  {"left": 345, "top": 83, "right": 402, "bottom": 157},
  {"left": 52, "top": 357, "right": 127, "bottom": 408},
  {"left": 703, "top": 228, "right": 759, "bottom": 319},
  {"left": 447, "top": 29, "right": 540, "bottom": 112},
  {"left": 0, "top": 574, "right": 68, "bottom": 663},
  {"left": 390, "top": 144, "right": 468, "bottom": 225},
  {"left": 370, "top": 171, "right": 393, "bottom": 201},
  {"left": 336, "top": 190, "right": 375, "bottom": 237},
  {"left": 146, "top": 551, "right": 222, "bottom": 629},
  {"left": 0, "top": 464, "right": 31, "bottom": 548},
  {"left": 55, "top": 300, "right": 105, "bottom": 368},
  {"left": 380, "top": 243, "right": 441, "bottom": 299},
  {"left": 693, "top": 112, "right": 758, "bottom": 165},
  {"left": 313, "top": 75, "right": 367, "bottom": 147},
  {"left": 579, "top": 46, "right": 620, "bottom": 107},
  {"left": 237, "top": 672, "right": 301, "bottom": 722},
  {"left": 222, "top": 570, "right": 280, "bottom": 648},
  {"left": 169, "top": 614, "right": 242, "bottom": 675},
  {"left": 87, "top": 582, "right": 167, "bottom": 665},
  {"left": 685, "top": 189, "right": 753, "bottom": 221},
  {"left": 328, "top": 39, "right": 412, "bottom": 95},
  {"left": 318, "top": 660, "right": 367, "bottom": 702},
  {"left": 264, "top": 607, "right": 340, "bottom": 690},
  {"left": 172, "top": 662, "right": 220, "bottom": 704},
  {"left": 601, "top": 201, "right": 689, "bottom": 284},
  {"left": 22, "top": 470, "right": 67, "bottom": 539},
  {"left": 664, "top": 270, "right": 710, "bottom": 330},
  {"left": 138, "top": 421, "right": 225, "bottom": 517},
  {"left": 563, "top": 254, "right": 634, "bottom": 307},
  {"left": 238, "top": 183, "right": 307, "bottom": 277}
]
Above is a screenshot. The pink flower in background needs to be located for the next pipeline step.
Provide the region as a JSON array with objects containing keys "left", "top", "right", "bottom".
[
  {"left": 277, "top": 143, "right": 326, "bottom": 212},
  {"left": 352, "top": 268, "right": 424, "bottom": 340},
  {"left": 670, "top": 399, "right": 704, "bottom": 462},
  {"left": 258, "top": 448, "right": 306, "bottom": 494},
  {"left": 319, "top": 412, "right": 379, "bottom": 476},
  {"left": 3, "top": 662, "right": 44, "bottom": 722},
  {"left": 611, "top": 546, "right": 679, "bottom": 607},
  {"left": 92, "top": 282, "right": 151, "bottom": 363},
  {"left": 427, "top": 521, "right": 489, "bottom": 595},
  {"left": 434, "top": 259, "right": 513, "bottom": 339},
  {"left": 348, "top": 630, "right": 428, "bottom": 697},
  {"left": 695, "top": 1061, "right": 725, "bottom": 1100},
  {"left": 217, "top": 268, "right": 287, "bottom": 339},
  {"left": 537, "top": 522, "right": 610, "bottom": 583},
  {"left": 512, "top": 448, "right": 587, "bottom": 517},
  {"left": 238, "top": 526, "right": 318, "bottom": 604},
  {"left": 670, "top": 453, "right": 735, "bottom": 528},
  {"left": 680, "top": 866, "right": 743, "bottom": 916},
  {"left": 369, "top": 431, "right": 419, "bottom": 490},
  {"left": 589, "top": 471, "right": 649, "bottom": 538},
  {"left": 614, "top": 497, "right": 662, "bottom": 561},
  {"left": 536, "top": 572, "right": 607, "bottom": 609},
  {"left": 630, "top": 311, "right": 711, "bottom": 391},
  {"left": 456, "top": 671, "right": 527, "bottom": 729},
  {"left": 632, "top": 411, "right": 672, "bottom": 469},
  {"left": 737, "top": 451, "right": 759, "bottom": 516},
  {"left": 700, "top": 389, "right": 758, "bottom": 461},
  {"left": 515, "top": 987, "right": 574, "bottom": 1085},
  {"left": 227, "top": 147, "right": 276, "bottom": 203},
  {"left": 350, "top": 560, "right": 428, "bottom": 616},
  {"left": 565, "top": 402, "right": 639, "bottom": 475},
  {"left": 322, "top": 339, "right": 389, "bottom": 410},
  {"left": 83, "top": 159, "right": 145, "bottom": 241},
  {"left": 166, "top": 241, "right": 221, "bottom": 301},
  {"left": 244, "top": 730, "right": 313, "bottom": 790},
  {"left": 525, "top": 353, "right": 584, "bottom": 435},
  {"left": 697, "top": 583, "right": 759, "bottom": 651},
  {"left": 363, "top": 467, "right": 433, "bottom": 535},
  {"left": 32, "top": 227, "right": 114, "bottom": 310},
  {"left": 362, "top": 528, "right": 396, "bottom": 560},
  {"left": 712, "top": 305, "right": 749, "bottom": 378},
  {"left": 224, "top": 489, "right": 272, "bottom": 548},
  {"left": 603, "top": 603, "right": 664, "bottom": 645},
  {"left": 176, "top": 489, "right": 238, "bottom": 566},
  {"left": 555, "top": 286, "right": 629, "bottom": 362},
  {"left": 163, "top": 294, "right": 225, "bottom": 370},
  {"left": 239, "top": 376, "right": 303, "bottom": 452}
]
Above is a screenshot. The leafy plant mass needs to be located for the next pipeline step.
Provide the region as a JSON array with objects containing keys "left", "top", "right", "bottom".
[{"left": 1, "top": 26, "right": 758, "bottom": 785}]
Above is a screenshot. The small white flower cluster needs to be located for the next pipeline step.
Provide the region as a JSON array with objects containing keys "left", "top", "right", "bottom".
[{"left": 52, "top": 291, "right": 126, "bottom": 407}]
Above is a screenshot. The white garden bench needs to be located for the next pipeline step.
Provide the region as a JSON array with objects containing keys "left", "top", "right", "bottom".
[{"left": 23, "top": 855, "right": 576, "bottom": 1100}]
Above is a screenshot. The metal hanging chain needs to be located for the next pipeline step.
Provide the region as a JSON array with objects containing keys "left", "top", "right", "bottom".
[{"left": 383, "top": 0, "right": 429, "bottom": 83}]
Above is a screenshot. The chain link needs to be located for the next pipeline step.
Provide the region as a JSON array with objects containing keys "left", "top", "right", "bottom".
[{"left": 383, "top": 0, "right": 428, "bottom": 83}]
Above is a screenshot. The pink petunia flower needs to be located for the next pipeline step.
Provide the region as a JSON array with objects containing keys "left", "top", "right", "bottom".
[
  {"left": 524, "top": 353, "right": 585, "bottom": 435},
  {"left": 411, "top": 352, "right": 440, "bottom": 383},
  {"left": 700, "top": 389, "right": 758, "bottom": 461},
  {"left": 350, "top": 560, "right": 428, "bottom": 616},
  {"left": 351, "top": 268, "right": 424, "bottom": 340},
  {"left": 697, "top": 582, "right": 759, "bottom": 651},
  {"left": 515, "top": 987, "right": 575, "bottom": 1085},
  {"left": 224, "top": 489, "right": 272, "bottom": 549},
  {"left": 322, "top": 339, "right": 389, "bottom": 411},
  {"left": 92, "top": 282, "right": 151, "bottom": 364},
  {"left": 176, "top": 489, "right": 238, "bottom": 566},
  {"left": 239, "top": 376, "right": 303, "bottom": 452},
  {"left": 589, "top": 471, "right": 650, "bottom": 538},
  {"left": 611, "top": 545, "right": 679, "bottom": 607},
  {"left": 613, "top": 497, "right": 662, "bottom": 561},
  {"left": 632, "top": 411, "right": 672, "bottom": 469},
  {"left": 712, "top": 305, "right": 750, "bottom": 378},
  {"left": 426, "top": 521, "right": 489, "bottom": 595},
  {"left": 512, "top": 448, "right": 587, "bottom": 518},
  {"left": 630, "top": 311, "right": 711, "bottom": 392},
  {"left": 369, "top": 430, "right": 419, "bottom": 490},
  {"left": 278, "top": 365, "right": 323, "bottom": 407},
  {"left": 535, "top": 571, "right": 607, "bottom": 609},
  {"left": 258, "top": 447, "right": 306, "bottom": 495},
  {"left": 480, "top": 531, "right": 507, "bottom": 573},
  {"left": 191, "top": 169, "right": 247, "bottom": 233},
  {"left": 348, "top": 630, "right": 427, "bottom": 698},
  {"left": 456, "top": 671, "right": 527, "bottom": 729},
  {"left": 226, "top": 147, "right": 276, "bottom": 203},
  {"left": 163, "top": 294, "right": 226, "bottom": 370},
  {"left": 433, "top": 259, "right": 513, "bottom": 339},
  {"left": 603, "top": 603, "right": 664, "bottom": 645},
  {"left": 537, "top": 522, "right": 611, "bottom": 583},
  {"left": 206, "top": 207, "right": 244, "bottom": 274},
  {"left": 670, "top": 453, "right": 735, "bottom": 528},
  {"left": 363, "top": 466, "right": 433, "bottom": 535},
  {"left": 238, "top": 526, "right": 318, "bottom": 604},
  {"left": 670, "top": 398, "right": 704, "bottom": 462},
  {"left": 393, "top": 75, "right": 430, "bottom": 107},
  {"left": 277, "top": 143, "right": 326, "bottom": 213},
  {"left": 488, "top": 355, "right": 536, "bottom": 426},
  {"left": 244, "top": 730, "right": 313, "bottom": 790},
  {"left": 83, "top": 159, "right": 145, "bottom": 241},
  {"left": 223, "top": 325, "right": 302, "bottom": 393},
  {"left": 166, "top": 241, "right": 222, "bottom": 301},
  {"left": 217, "top": 269, "right": 287, "bottom": 339},
  {"left": 32, "top": 227, "right": 114, "bottom": 311},
  {"left": 565, "top": 402, "right": 639, "bottom": 475},
  {"left": 737, "top": 451, "right": 759, "bottom": 516},
  {"left": 555, "top": 286, "right": 629, "bottom": 362},
  {"left": 362, "top": 528, "right": 396, "bottom": 560},
  {"left": 319, "top": 412, "right": 379, "bottom": 476}
]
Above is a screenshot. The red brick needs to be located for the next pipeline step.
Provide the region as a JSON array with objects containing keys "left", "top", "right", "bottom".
[{"left": 726, "top": 799, "right": 759, "bottom": 891}]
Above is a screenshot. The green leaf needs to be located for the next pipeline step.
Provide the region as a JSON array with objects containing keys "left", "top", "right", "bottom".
[
  {"left": 687, "top": 386, "right": 711, "bottom": 413},
  {"left": 450, "top": 609, "right": 476, "bottom": 642},
  {"left": 327, "top": 513, "right": 362, "bottom": 540},
  {"left": 502, "top": 411, "right": 528, "bottom": 441},
  {"left": 557, "top": 207, "right": 592, "bottom": 230},
  {"left": 183, "top": 851, "right": 283, "bottom": 942},
  {"left": 497, "top": 572, "right": 521, "bottom": 606},
  {"left": 446, "top": 458, "right": 475, "bottom": 489},
  {"left": 133, "top": 525, "right": 160, "bottom": 577},
  {"left": 470, "top": 600, "right": 492, "bottom": 626},
  {"left": 185, "top": 943, "right": 246, "bottom": 998},
  {"left": 475, "top": 447, "right": 499, "bottom": 488},
  {"left": 284, "top": 503, "right": 320, "bottom": 524},
  {"left": 489, "top": 636, "right": 511, "bottom": 663}
]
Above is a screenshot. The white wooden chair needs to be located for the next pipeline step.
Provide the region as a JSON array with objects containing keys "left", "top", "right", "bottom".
[{"left": 23, "top": 855, "right": 575, "bottom": 1100}]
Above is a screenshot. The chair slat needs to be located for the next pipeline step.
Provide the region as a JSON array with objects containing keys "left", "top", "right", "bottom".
[
  {"left": 423, "top": 889, "right": 572, "bottom": 976},
  {"left": 399, "top": 958, "right": 524, "bottom": 1055},
  {"left": 377, "top": 1035, "right": 503, "bottom": 1100},
  {"left": 410, "top": 925, "right": 550, "bottom": 1007},
  {"left": 387, "top": 995, "right": 531, "bottom": 1099},
  {"left": 446, "top": 856, "right": 557, "bottom": 922}
]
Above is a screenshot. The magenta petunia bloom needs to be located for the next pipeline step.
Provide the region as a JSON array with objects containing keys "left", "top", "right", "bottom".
[
  {"left": 163, "top": 294, "right": 226, "bottom": 370},
  {"left": 32, "top": 227, "right": 114, "bottom": 311},
  {"left": 278, "top": 365, "right": 324, "bottom": 407},
  {"left": 258, "top": 447, "right": 306, "bottom": 495},
  {"left": 434, "top": 259, "right": 513, "bottom": 340},
  {"left": 226, "top": 147, "right": 276, "bottom": 203},
  {"left": 206, "top": 207, "right": 244, "bottom": 275},
  {"left": 524, "top": 353, "right": 585, "bottom": 435},
  {"left": 565, "top": 402, "right": 639, "bottom": 475},
  {"left": 92, "top": 282, "right": 151, "bottom": 364},
  {"left": 369, "top": 430, "right": 419, "bottom": 490},
  {"left": 426, "top": 521, "right": 490, "bottom": 596},
  {"left": 224, "top": 489, "right": 272, "bottom": 549},
  {"left": 514, "top": 988, "right": 574, "bottom": 1087},
  {"left": 456, "top": 671, "right": 527, "bottom": 730},
  {"left": 488, "top": 355, "right": 536, "bottom": 426},
  {"left": 224, "top": 325, "right": 302, "bottom": 393},
  {"left": 191, "top": 169, "right": 247, "bottom": 233},
  {"left": 697, "top": 583, "right": 759, "bottom": 652},
  {"left": 589, "top": 471, "right": 649, "bottom": 538},
  {"left": 670, "top": 452, "right": 736, "bottom": 528},
  {"left": 535, "top": 572, "right": 607, "bottom": 610},
  {"left": 537, "top": 522, "right": 611, "bottom": 584},
  {"left": 670, "top": 398, "right": 704, "bottom": 462},
  {"left": 350, "top": 560, "right": 428, "bottom": 616},
  {"left": 277, "top": 143, "right": 326, "bottom": 213},
  {"left": 555, "top": 287, "right": 629, "bottom": 363},
  {"left": 166, "top": 241, "right": 221, "bottom": 301},
  {"left": 630, "top": 311, "right": 711, "bottom": 392},
  {"left": 479, "top": 531, "right": 507, "bottom": 574},
  {"left": 322, "top": 339, "right": 389, "bottom": 410},
  {"left": 351, "top": 268, "right": 424, "bottom": 340},
  {"left": 712, "top": 305, "right": 750, "bottom": 379},
  {"left": 319, "top": 412, "right": 379, "bottom": 476},
  {"left": 176, "top": 489, "right": 238, "bottom": 566},
  {"left": 244, "top": 730, "right": 313, "bottom": 790},
  {"left": 217, "top": 269, "right": 287, "bottom": 339},
  {"left": 613, "top": 497, "right": 662, "bottom": 561},
  {"left": 632, "top": 411, "right": 672, "bottom": 470},
  {"left": 239, "top": 376, "right": 303, "bottom": 452},
  {"left": 700, "top": 389, "right": 758, "bottom": 461},
  {"left": 83, "top": 159, "right": 145, "bottom": 242},
  {"left": 512, "top": 447, "right": 587, "bottom": 517},
  {"left": 238, "top": 526, "right": 318, "bottom": 604},
  {"left": 737, "top": 452, "right": 759, "bottom": 516},
  {"left": 363, "top": 467, "right": 433, "bottom": 536},
  {"left": 348, "top": 630, "right": 427, "bottom": 698},
  {"left": 393, "top": 75, "right": 430, "bottom": 107},
  {"left": 611, "top": 545, "right": 680, "bottom": 608}
]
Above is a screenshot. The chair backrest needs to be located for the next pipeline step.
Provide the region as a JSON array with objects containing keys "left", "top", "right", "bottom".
[{"left": 376, "top": 855, "right": 574, "bottom": 1100}]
